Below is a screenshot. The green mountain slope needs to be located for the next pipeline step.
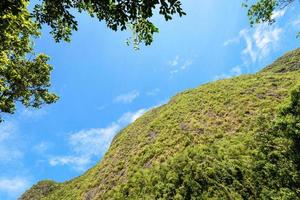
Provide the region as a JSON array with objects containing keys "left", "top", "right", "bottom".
[{"left": 20, "top": 48, "right": 300, "bottom": 200}]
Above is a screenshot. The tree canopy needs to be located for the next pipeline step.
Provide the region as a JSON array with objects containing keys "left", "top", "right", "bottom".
[
  {"left": 0, "top": 0, "right": 185, "bottom": 121},
  {"left": 32, "top": 0, "right": 186, "bottom": 45},
  {"left": 245, "top": 0, "right": 299, "bottom": 36},
  {"left": 0, "top": 0, "right": 58, "bottom": 121}
]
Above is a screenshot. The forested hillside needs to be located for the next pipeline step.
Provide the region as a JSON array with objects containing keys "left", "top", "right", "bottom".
[{"left": 21, "top": 48, "right": 300, "bottom": 200}]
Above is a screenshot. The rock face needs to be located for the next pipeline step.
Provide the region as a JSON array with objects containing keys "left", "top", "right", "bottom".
[{"left": 20, "top": 48, "right": 300, "bottom": 200}]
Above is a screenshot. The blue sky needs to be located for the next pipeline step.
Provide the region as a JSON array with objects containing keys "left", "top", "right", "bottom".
[{"left": 1, "top": 0, "right": 300, "bottom": 199}]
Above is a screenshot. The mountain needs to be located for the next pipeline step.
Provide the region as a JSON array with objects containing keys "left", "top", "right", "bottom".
[{"left": 20, "top": 48, "right": 300, "bottom": 200}]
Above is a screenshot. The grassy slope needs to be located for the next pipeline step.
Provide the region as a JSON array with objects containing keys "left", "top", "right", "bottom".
[{"left": 20, "top": 48, "right": 300, "bottom": 200}]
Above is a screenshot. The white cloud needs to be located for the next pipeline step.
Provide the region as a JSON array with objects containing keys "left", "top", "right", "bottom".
[
  {"left": 170, "top": 69, "right": 179, "bottom": 74},
  {"left": 214, "top": 66, "right": 242, "bottom": 81},
  {"left": 146, "top": 88, "right": 160, "bottom": 96},
  {"left": 254, "top": 25, "right": 282, "bottom": 57},
  {"left": 239, "top": 29, "right": 257, "bottom": 63},
  {"left": 0, "top": 145, "right": 22, "bottom": 163},
  {"left": 169, "top": 55, "right": 180, "bottom": 66},
  {"left": 118, "top": 109, "right": 147, "bottom": 124},
  {"left": 224, "top": 24, "right": 282, "bottom": 65},
  {"left": 49, "top": 125, "right": 119, "bottom": 171},
  {"left": 219, "top": 17, "right": 284, "bottom": 80},
  {"left": 0, "top": 177, "right": 29, "bottom": 194},
  {"left": 0, "top": 122, "right": 15, "bottom": 142},
  {"left": 223, "top": 37, "right": 240, "bottom": 46},
  {"left": 69, "top": 125, "right": 120, "bottom": 157},
  {"left": 114, "top": 90, "right": 139, "bottom": 104},
  {"left": 0, "top": 122, "right": 23, "bottom": 163},
  {"left": 96, "top": 105, "right": 107, "bottom": 111},
  {"left": 231, "top": 66, "right": 242, "bottom": 75},
  {"left": 241, "top": 25, "right": 282, "bottom": 63},
  {"left": 48, "top": 108, "right": 148, "bottom": 171},
  {"left": 168, "top": 56, "right": 194, "bottom": 75},
  {"left": 271, "top": 9, "right": 286, "bottom": 20},
  {"left": 20, "top": 108, "right": 47, "bottom": 119},
  {"left": 130, "top": 109, "right": 147, "bottom": 122},
  {"left": 292, "top": 16, "right": 300, "bottom": 27},
  {"left": 49, "top": 156, "right": 91, "bottom": 171},
  {"left": 224, "top": 9, "right": 285, "bottom": 66},
  {"left": 180, "top": 60, "right": 193, "bottom": 70},
  {"left": 0, "top": 122, "right": 29, "bottom": 199},
  {"left": 33, "top": 142, "right": 51, "bottom": 154}
]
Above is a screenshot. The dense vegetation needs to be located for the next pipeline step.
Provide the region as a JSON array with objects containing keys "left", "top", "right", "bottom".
[
  {"left": 21, "top": 48, "right": 300, "bottom": 199},
  {"left": 0, "top": 0, "right": 58, "bottom": 121},
  {"left": 111, "top": 85, "right": 300, "bottom": 199}
]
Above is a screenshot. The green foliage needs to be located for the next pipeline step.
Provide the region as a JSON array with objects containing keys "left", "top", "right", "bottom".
[
  {"left": 20, "top": 180, "right": 60, "bottom": 200},
  {"left": 253, "top": 85, "right": 300, "bottom": 199},
  {"left": 244, "top": 0, "right": 299, "bottom": 36},
  {"left": 244, "top": 0, "right": 277, "bottom": 25},
  {"left": 32, "top": 0, "right": 186, "bottom": 45},
  {"left": 111, "top": 134, "right": 256, "bottom": 200},
  {"left": 0, "top": 0, "right": 58, "bottom": 121},
  {"left": 20, "top": 48, "right": 300, "bottom": 199}
]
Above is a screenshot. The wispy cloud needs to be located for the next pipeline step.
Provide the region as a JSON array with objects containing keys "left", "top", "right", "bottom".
[
  {"left": 223, "top": 9, "right": 285, "bottom": 68},
  {"left": 33, "top": 142, "right": 51, "bottom": 155},
  {"left": 244, "top": 25, "right": 282, "bottom": 63},
  {"left": 214, "top": 66, "right": 242, "bottom": 81},
  {"left": 0, "top": 177, "right": 29, "bottom": 196},
  {"left": 0, "top": 122, "right": 23, "bottom": 163},
  {"left": 223, "top": 37, "right": 240, "bottom": 46},
  {"left": 271, "top": 9, "right": 286, "bottom": 20},
  {"left": 48, "top": 108, "right": 148, "bottom": 171},
  {"left": 168, "top": 56, "right": 194, "bottom": 75},
  {"left": 69, "top": 125, "right": 119, "bottom": 156},
  {"left": 0, "top": 122, "right": 30, "bottom": 200},
  {"left": 49, "top": 156, "right": 91, "bottom": 171},
  {"left": 226, "top": 25, "right": 283, "bottom": 64},
  {"left": 291, "top": 16, "right": 300, "bottom": 28},
  {"left": 221, "top": 24, "right": 282, "bottom": 80},
  {"left": 146, "top": 88, "right": 160, "bottom": 96},
  {"left": 114, "top": 90, "right": 139, "bottom": 104},
  {"left": 19, "top": 108, "right": 47, "bottom": 119},
  {"left": 169, "top": 55, "right": 180, "bottom": 66},
  {"left": 118, "top": 109, "right": 147, "bottom": 124},
  {"left": 0, "top": 122, "right": 15, "bottom": 142},
  {"left": 180, "top": 60, "right": 193, "bottom": 70},
  {"left": 96, "top": 105, "right": 107, "bottom": 111}
]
